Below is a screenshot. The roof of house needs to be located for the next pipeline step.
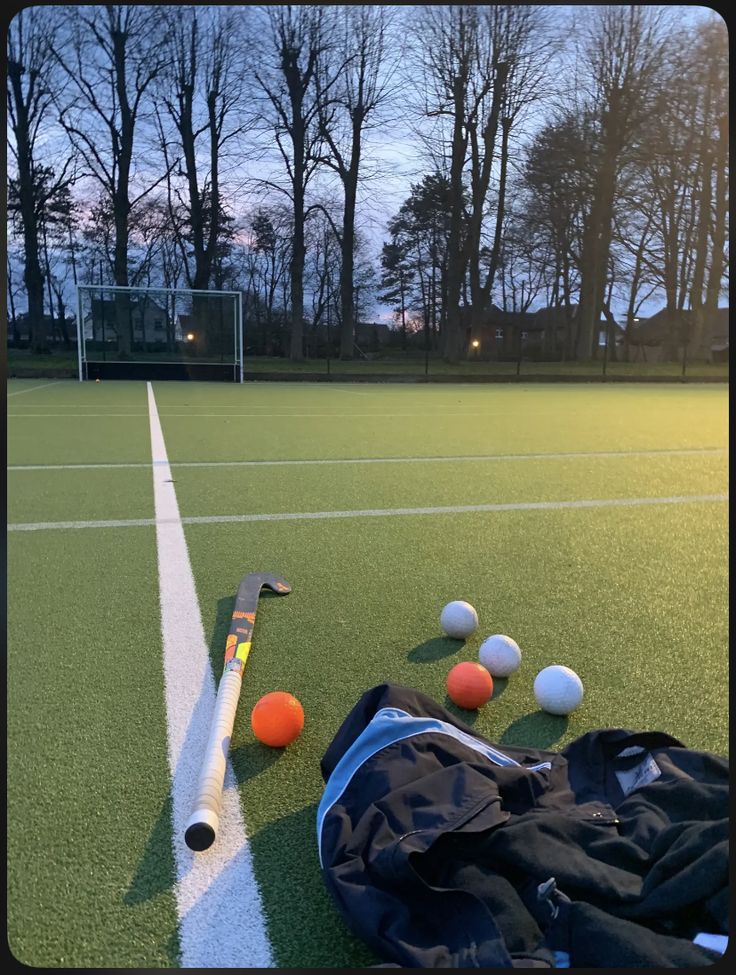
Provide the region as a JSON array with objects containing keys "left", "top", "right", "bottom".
[
  {"left": 629, "top": 307, "right": 729, "bottom": 346},
  {"left": 531, "top": 304, "right": 622, "bottom": 331},
  {"left": 465, "top": 303, "right": 618, "bottom": 333},
  {"left": 462, "top": 304, "right": 536, "bottom": 330}
]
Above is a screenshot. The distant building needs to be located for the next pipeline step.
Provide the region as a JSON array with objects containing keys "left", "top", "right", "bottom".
[
  {"left": 627, "top": 307, "right": 729, "bottom": 362},
  {"left": 83, "top": 297, "right": 172, "bottom": 343},
  {"left": 463, "top": 304, "right": 621, "bottom": 359}
]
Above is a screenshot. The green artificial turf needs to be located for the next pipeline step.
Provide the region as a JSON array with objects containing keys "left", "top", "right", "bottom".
[
  {"left": 7, "top": 381, "right": 150, "bottom": 465},
  {"left": 184, "top": 499, "right": 728, "bottom": 968},
  {"left": 6, "top": 378, "right": 729, "bottom": 969},
  {"left": 155, "top": 384, "right": 728, "bottom": 462},
  {"left": 8, "top": 469, "right": 154, "bottom": 524},
  {"left": 6, "top": 529, "right": 179, "bottom": 968},
  {"left": 171, "top": 452, "right": 726, "bottom": 519}
]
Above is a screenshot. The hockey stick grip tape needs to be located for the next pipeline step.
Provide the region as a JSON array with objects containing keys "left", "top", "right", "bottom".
[{"left": 184, "top": 667, "right": 243, "bottom": 851}]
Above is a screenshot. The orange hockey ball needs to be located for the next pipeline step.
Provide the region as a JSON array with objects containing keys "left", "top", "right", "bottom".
[
  {"left": 251, "top": 691, "right": 305, "bottom": 747},
  {"left": 446, "top": 661, "right": 494, "bottom": 710}
]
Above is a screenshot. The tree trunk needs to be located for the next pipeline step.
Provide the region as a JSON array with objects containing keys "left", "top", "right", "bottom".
[
  {"left": 576, "top": 204, "right": 600, "bottom": 361},
  {"left": 687, "top": 70, "right": 713, "bottom": 358},
  {"left": 466, "top": 63, "right": 508, "bottom": 345},
  {"left": 7, "top": 257, "right": 20, "bottom": 344},
  {"left": 8, "top": 60, "right": 48, "bottom": 353},
  {"left": 577, "top": 93, "right": 621, "bottom": 360},
  {"left": 703, "top": 112, "right": 728, "bottom": 360},
  {"left": 578, "top": 174, "right": 616, "bottom": 362},
  {"left": 481, "top": 114, "right": 512, "bottom": 311},
  {"left": 339, "top": 180, "right": 357, "bottom": 359},
  {"left": 112, "top": 24, "right": 133, "bottom": 356},
  {"left": 113, "top": 201, "right": 132, "bottom": 356},
  {"left": 443, "top": 76, "right": 468, "bottom": 363},
  {"left": 561, "top": 252, "right": 573, "bottom": 360},
  {"left": 687, "top": 159, "right": 711, "bottom": 358},
  {"left": 290, "top": 175, "right": 306, "bottom": 361}
]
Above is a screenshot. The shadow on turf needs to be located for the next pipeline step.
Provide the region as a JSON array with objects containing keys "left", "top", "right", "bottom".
[
  {"left": 499, "top": 711, "right": 569, "bottom": 749},
  {"left": 442, "top": 694, "right": 480, "bottom": 726},
  {"left": 407, "top": 636, "right": 464, "bottom": 663},
  {"left": 123, "top": 796, "right": 181, "bottom": 970},
  {"left": 209, "top": 591, "right": 290, "bottom": 781},
  {"left": 121, "top": 591, "right": 287, "bottom": 914},
  {"left": 230, "top": 740, "right": 282, "bottom": 781},
  {"left": 439, "top": 678, "right": 508, "bottom": 726},
  {"left": 250, "top": 803, "right": 379, "bottom": 969}
]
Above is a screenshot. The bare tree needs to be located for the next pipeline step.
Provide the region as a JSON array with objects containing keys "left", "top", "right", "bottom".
[
  {"left": 383, "top": 174, "right": 452, "bottom": 350},
  {"left": 689, "top": 16, "right": 728, "bottom": 357},
  {"left": 478, "top": 6, "right": 556, "bottom": 315},
  {"left": 7, "top": 8, "right": 72, "bottom": 352},
  {"left": 157, "top": 6, "right": 248, "bottom": 294},
  {"left": 520, "top": 112, "right": 589, "bottom": 357},
  {"left": 254, "top": 5, "right": 333, "bottom": 361},
  {"left": 316, "top": 6, "right": 395, "bottom": 359},
  {"left": 574, "top": 6, "right": 669, "bottom": 359},
  {"left": 53, "top": 5, "right": 172, "bottom": 353},
  {"left": 461, "top": 9, "right": 507, "bottom": 344},
  {"left": 304, "top": 211, "right": 340, "bottom": 354},
  {"left": 611, "top": 198, "right": 659, "bottom": 362},
  {"left": 37, "top": 177, "right": 76, "bottom": 346},
  {"left": 704, "top": 109, "right": 728, "bottom": 358},
  {"left": 412, "top": 5, "right": 482, "bottom": 362}
]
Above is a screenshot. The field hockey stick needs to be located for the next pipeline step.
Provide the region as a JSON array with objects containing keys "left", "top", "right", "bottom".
[{"left": 184, "top": 572, "right": 291, "bottom": 851}]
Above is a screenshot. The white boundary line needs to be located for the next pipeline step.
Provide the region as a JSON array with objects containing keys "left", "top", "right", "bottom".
[
  {"left": 7, "top": 447, "right": 728, "bottom": 472},
  {"left": 6, "top": 381, "right": 64, "bottom": 396},
  {"left": 8, "top": 413, "right": 150, "bottom": 418},
  {"left": 147, "top": 382, "right": 274, "bottom": 968},
  {"left": 7, "top": 409, "right": 583, "bottom": 418},
  {"left": 8, "top": 493, "right": 728, "bottom": 532}
]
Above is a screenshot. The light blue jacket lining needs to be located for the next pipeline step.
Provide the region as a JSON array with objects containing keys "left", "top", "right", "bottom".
[{"left": 317, "top": 706, "right": 552, "bottom": 865}]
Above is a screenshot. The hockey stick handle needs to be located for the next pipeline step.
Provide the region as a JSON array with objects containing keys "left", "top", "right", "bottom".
[{"left": 184, "top": 665, "right": 243, "bottom": 851}]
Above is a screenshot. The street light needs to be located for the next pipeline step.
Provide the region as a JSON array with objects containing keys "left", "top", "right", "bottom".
[
  {"left": 471, "top": 338, "right": 480, "bottom": 360},
  {"left": 186, "top": 332, "right": 195, "bottom": 341}
]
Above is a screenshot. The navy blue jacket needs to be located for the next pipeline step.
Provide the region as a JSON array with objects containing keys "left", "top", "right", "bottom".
[{"left": 318, "top": 684, "right": 728, "bottom": 968}]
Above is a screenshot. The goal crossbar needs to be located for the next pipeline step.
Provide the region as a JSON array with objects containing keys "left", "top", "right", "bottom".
[{"left": 76, "top": 284, "right": 243, "bottom": 383}]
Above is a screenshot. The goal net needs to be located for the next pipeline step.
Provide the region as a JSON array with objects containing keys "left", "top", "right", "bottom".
[{"left": 75, "top": 285, "right": 243, "bottom": 382}]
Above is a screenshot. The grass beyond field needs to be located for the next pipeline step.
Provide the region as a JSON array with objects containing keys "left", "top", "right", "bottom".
[
  {"left": 6, "top": 346, "right": 730, "bottom": 380},
  {"left": 6, "top": 378, "right": 729, "bottom": 968}
]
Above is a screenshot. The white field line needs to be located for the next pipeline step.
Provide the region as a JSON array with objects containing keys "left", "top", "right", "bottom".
[
  {"left": 8, "top": 413, "right": 149, "bottom": 418},
  {"left": 326, "top": 386, "right": 374, "bottom": 396},
  {"left": 8, "top": 396, "right": 574, "bottom": 408},
  {"left": 13, "top": 405, "right": 149, "bottom": 409},
  {"left": 7, "top": 493, "right": 728, "bottom": 532},
  {"left": 6, "top": 380, "right": 64, "bottom": 396},
  {"left": 7, "top": 447, "right": 728, "bottom": 472},
  {"left": 7, "top": 409, "right": 578, "bottom": 418},
  {"left": 147, "top": 382, "right": 274, "bottom": 968}
]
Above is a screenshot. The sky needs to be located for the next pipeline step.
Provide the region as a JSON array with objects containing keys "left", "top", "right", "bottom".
[{"left": 6, "top": 4, "right": 726, "bottom": 326}]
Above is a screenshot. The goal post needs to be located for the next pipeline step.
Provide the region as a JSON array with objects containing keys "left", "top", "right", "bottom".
[{"left": 75, "top": 284, "right": 244, "bottom": 383}]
